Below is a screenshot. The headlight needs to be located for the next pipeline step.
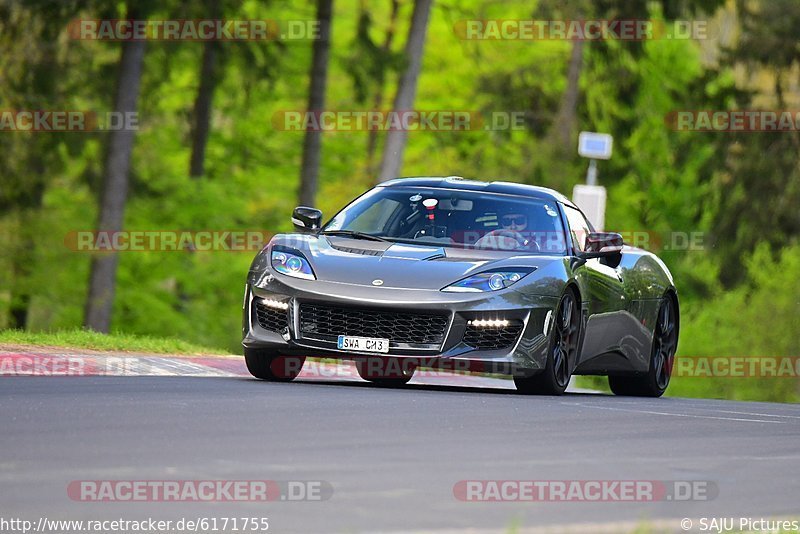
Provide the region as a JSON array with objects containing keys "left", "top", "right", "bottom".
[
  {"left": 442, "top": 268, "right": 535, "bottom": 293},
  {"left": 271, "top": 248, "right": 315, "bottom": 280}
]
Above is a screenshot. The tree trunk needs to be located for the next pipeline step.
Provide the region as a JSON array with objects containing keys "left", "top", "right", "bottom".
[
  {"left": 551, "top": 39, "right": 583, "bottom": 148},
  {"left": 366, "top": 0, "right": 400, "bottom": 179},
  {"left": 83, "top": 13, "right": 146, "bottom": 333},
  {"left": 298, "top": 0, "right": 334, "bottom": 207},
  {"left": 189, "top": 0, "right": 222, "bottom": 178},
  {"left": 377, "top": 0, "right": 433, "bottom": 183},
  {"left": 8, "top": 167, "right": 45, "bottom": 330},
  {"left": 9, "top": 212, "right": 37, "bottom": 329}
]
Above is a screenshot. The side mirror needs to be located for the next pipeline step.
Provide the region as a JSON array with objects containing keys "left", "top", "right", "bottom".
[
  {"left": 580, "top": 232, "right": 623, "bottom": 258},
  {"left": 292, "top": 206, "right": 323, "bottom": 232}
]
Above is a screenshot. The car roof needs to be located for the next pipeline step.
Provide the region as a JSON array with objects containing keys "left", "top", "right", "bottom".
[{"left": 379, "top": 176, "right": 577, "bottom": 208}]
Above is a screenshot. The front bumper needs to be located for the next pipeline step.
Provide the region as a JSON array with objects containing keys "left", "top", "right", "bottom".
[{"left": 242, "top": 273, "right": 559, "bottom": 373}]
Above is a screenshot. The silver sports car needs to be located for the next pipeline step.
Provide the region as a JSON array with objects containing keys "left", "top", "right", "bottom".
[{"left": 243, "top": 177, "right": 679, "bottom": 396}]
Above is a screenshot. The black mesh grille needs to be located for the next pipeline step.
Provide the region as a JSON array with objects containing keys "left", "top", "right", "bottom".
[
  {"left": 255, "top": 301, "right": 289, "bottom": 332},
  {"left": 299, "top": 303, "right": 449, "bottom": 347},
  {"left": 463, "top": 321, "right": 524, "bottom": 350}
]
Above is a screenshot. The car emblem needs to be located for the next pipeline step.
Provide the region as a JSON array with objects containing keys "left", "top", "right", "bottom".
[{"left": 372, "top": 279, "right": 384, "bottom": 286}]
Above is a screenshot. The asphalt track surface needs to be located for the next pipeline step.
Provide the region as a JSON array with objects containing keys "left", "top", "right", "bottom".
[{"left": 1, "top": 350, "right": 799, "bottom": 533}]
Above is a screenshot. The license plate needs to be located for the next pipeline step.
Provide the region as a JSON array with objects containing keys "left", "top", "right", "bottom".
[{"left": 337, "top": 335, "right": 390, "bottom": 353}]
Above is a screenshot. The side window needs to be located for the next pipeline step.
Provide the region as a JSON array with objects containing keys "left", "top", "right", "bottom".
[{"left": 563, "top": 206, "right": 591, "bottom": 252}]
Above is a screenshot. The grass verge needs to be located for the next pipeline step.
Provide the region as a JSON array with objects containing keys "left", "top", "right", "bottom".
[{"left": 0, "top": 329, "right": 229, "bottom": 355}]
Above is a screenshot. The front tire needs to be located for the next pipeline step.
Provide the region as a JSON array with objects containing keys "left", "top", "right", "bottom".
[
  {"left": 244, "top": 348, "right": 305, "bottom": 381},
  {"left": 514, "top": 290, "right": 580, "bottom": 395},
  {"left": 608, "top": 295, "right": 678, "bottom": 397},
  {"left": 355, "top": 357, "right": 415, "bottom": 387}
]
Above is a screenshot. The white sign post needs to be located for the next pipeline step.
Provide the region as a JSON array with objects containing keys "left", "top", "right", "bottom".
[{"left": 573, "top": 132, "right": 613, "bottom": 230}]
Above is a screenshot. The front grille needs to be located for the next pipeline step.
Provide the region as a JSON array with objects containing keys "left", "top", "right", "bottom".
[
  {"left": 255, "top": 301, "right": 289, "bottom": 332},
  {"left": 463, "top": 321, "right": 524, "bottom": 350},
  {"left": 299, "top": 303, "right": 449, "bottom": 347}
]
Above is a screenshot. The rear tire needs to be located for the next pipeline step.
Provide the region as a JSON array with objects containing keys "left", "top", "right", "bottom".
[
  {"left": 244, "top": 348, "right": 305, "bottom": 381},
  {"left": 607, "top": 375, "right": 641, "bottom": 396},
  {"left": 355, "top": 357, "right": 415, "bottom": 387},
  {"left": 515, "top": 290, "right": 580, "bottom": 395},
  {"left": 608, "top": 296, "right": 678, "bottom": 397}
]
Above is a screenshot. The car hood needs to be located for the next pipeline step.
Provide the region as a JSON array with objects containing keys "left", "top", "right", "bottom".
[{"left": 270, "top": 234, "right": 563, "bottom": 290}]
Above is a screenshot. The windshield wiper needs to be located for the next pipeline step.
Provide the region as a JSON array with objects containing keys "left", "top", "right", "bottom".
[{"left": 319, "top": 230, "right": 392, "bottom": 242}]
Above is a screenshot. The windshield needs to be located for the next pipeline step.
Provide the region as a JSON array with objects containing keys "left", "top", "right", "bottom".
[{"left": 321, "top": 186, "right": 568, "bottom": 254}]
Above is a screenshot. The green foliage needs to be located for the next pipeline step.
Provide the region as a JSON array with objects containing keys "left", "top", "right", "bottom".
[
  {"left": 670, "top": 244, "right": 800, "bottom": 402},
  {"left": 707, "top": 0, "right": 800, "bottom": 285}
]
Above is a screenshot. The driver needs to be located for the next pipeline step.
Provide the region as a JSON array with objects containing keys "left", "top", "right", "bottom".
[
  {"left": 497, "top": 209, "right": 539, "bottom": 251},
  {"left": 474, "top": 208, "right": 538, "bottom": 251}
]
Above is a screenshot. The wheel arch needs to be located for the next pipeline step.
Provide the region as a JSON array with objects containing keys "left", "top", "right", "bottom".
[
  {"left": 664, "top": 287, "right": 680, "bottom": 341},
  {"left": 564, "top": 280, "right": 582, "bottom": 306}
]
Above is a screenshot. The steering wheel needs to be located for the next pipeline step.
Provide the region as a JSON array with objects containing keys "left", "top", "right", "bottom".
[{"left": 474, "top": 229, "right": 540, "bottom": 251}]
